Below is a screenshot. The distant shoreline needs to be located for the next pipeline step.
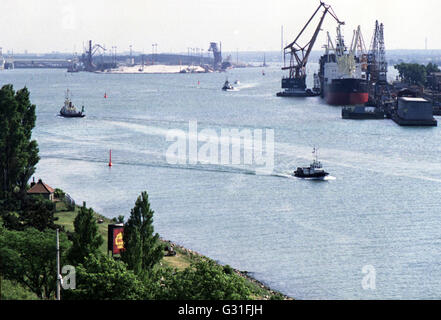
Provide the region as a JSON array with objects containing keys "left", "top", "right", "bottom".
[{"left": 94, "top": 64, "right": 208, "bottom": 74}]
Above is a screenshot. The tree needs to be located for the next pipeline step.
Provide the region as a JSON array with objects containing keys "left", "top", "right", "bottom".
[
  {"left": 161, "top": 259, "right": 252, "bottom": 300},
  {"left": 0, "top": 85, "right": 39, "bottom": 200},
  {"left": 426, "top": 62, "right": 440, "bottom": 74},
  {"left": 1, "top": 195, "right": 59, "bottom": 231},
  {"left": 394, "top": 63, "right": 427, "bottom": 85},
  {"left": 0, "top": 227, "right": 70, "bottom": 299},
  {"left": 63, "top": 254, "right": 154, "bottom": 300},
  {"left": 112, "top": 215, "right": 125, "bottom": 223},
  {"left": 19, "top": 195, "right": 59, "bottom": 231},
  {"left": 121, "top": 191, "right": 163, "bottom": 275},
  {"left": 67, "top": 204, "right": 103, "bottom": 266}
]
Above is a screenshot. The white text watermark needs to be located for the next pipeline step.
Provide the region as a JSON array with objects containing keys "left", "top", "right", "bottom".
[{"left": 165, "top": 121, "right": 275, "bottom": 173}]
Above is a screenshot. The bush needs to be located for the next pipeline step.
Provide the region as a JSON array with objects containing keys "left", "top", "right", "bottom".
[
  {"left": 63, "top": 254, "right": 155, "bottom": 300},
  {"left": 161, "top": 259, "right": 252, "bottom": 300}
]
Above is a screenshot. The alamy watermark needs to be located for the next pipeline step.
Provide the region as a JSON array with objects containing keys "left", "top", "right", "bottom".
[
  {"left": 361, "top": 265, "right": 376, "bottom": 290},
  {"left": 165, "top": 121, "right": 275, "bottom": 173},
  {"left": 60, "top": 265, "right": 76, "bottom": 290}
]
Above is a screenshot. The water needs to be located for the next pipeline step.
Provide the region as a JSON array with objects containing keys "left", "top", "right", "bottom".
[{"left": 1, "top": 66, "right": 441, "bottom": 300}]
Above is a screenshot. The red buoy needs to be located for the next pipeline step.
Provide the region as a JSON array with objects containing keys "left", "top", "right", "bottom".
[
  {"left": 104, "top": 92, "right": 107, "bottom": 99},
  {"left": 108, "top": 149, "right": 112, "bottom": 167}
]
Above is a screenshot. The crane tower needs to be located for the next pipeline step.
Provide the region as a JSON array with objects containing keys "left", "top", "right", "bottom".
[{"left": 277, "top": 2, "right": 344, "bottom": 97}]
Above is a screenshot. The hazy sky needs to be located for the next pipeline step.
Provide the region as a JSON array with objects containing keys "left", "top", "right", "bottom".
[{"left": 0, "top": 0, "right": 438, "bottom": 54}]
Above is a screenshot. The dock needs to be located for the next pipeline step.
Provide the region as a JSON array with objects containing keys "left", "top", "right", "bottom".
[{"left": 391, "top": 97, "right": 437, "bottom": 127}]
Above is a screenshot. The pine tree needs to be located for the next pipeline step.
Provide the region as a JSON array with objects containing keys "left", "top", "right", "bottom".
[
  {"left": 121, "top": 191, "right": 163, "bottom": 274},
  {"left": 68, "top": 203, "right": 103, "bottom": 265},
  {"left": 0, "top": 85, "right": 39, "bottom": 200}
]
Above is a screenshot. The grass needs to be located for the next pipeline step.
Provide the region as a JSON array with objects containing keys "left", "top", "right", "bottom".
[
  {"left": 55, "top": 203, "right": 193, "bottom": 270},
  {"left": 0, "top": 278, "right": 39, "bottom": 300},
  {"left": 1, "top": 201, "right": 289, "bottom": 300},
  {"left": 55, "top": 201, "right": 109, "bottom": 254},
  {"left": 55, "top": 204, "right": 207, "bottom": 272}
]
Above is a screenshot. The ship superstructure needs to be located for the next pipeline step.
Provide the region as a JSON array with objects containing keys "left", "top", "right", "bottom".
[{"left": 319, "top": 25, "right": 369, "bottom": 105}]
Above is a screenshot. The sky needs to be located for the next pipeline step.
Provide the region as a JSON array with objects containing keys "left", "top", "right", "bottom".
[{"left": 0, "top": 0, "right": 439, "bottom": 54}]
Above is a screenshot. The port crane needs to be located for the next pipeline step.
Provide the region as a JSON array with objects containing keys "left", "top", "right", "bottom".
[
  {"left": 208, "top": 42, "right": 222, "bottom": 71},
  {"left": 279, "top": 2, "right": 343, "bottom": 97},
  {"left": 82, "top": 40, "right": 106, "bottom": 72},
  {"left": 367, "top": 21, "right": 392, "bottom": 107}
]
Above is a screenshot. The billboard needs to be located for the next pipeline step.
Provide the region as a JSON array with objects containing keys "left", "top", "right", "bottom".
[{"left": 108, "top": 224, "right": 124, "bottom": 254}]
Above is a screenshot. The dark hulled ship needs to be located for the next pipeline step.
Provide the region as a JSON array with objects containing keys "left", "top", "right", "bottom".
[{"left": 319, "top": 25, "right": 369, "bottom": 106}]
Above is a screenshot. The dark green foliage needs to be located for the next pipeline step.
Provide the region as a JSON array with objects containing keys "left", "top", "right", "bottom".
[
  {"left": 54, "top": 188, "right": 65, "bottom": 200},
  {"left": 426, "top": 62, "right": 440, "bottom": 74},
  {"left": 270, "top": 292, "right": 285, "bottom": 300},
  {"left": 0, "top": 227, "right": 70, "bottom": 299},
  {"left": 112, "top": 215, "right": 125, "bottom": 223},
  {"left": 63, "top": 254, "right": 154, "bottom": 300},
  {"left": 0, "top": 85, "right": 39, "bottom": 200},
  {"left": 0, "top": 85, "right": 50, "bottom": 232},
  {"left": 121, "top": 191, "right": 163, "bottom": 274},
  {"left": 161, "top": 259, "right": 252, "bottom": 300},
  {"left": 223, "top": 264, "right": 234, "bottom": 275},
  {"left": 395, "top": 63, "right": 427, "bottom": 85},
  {"left": 1, "top": 196, "right": 59, "bottom": 231},
  {"left": 394, "top": 62, "right": 441, "bottom": 86},
  {"left": 19, "top": 196, "right": 59, "bottom": 231},
  {"left": 67, "top": 204, "right": 103, "bottom": 266},
  {"left": 0, "top": 278, "right": 39, "bottom": 300}
]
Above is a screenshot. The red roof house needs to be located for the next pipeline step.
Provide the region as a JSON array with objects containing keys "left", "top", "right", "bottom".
[{"left": 27, "top": 179, "right": 55, "bottom": 201}]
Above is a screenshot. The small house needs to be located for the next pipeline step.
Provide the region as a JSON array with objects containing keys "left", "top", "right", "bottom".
[{"left": 27, "top": 179, "right": 55, "bottom": 201}]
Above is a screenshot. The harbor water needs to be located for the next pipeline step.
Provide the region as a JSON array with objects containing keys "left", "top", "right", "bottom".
[{"left": 1, "top": 66, "right": 441, "bottom": 299}]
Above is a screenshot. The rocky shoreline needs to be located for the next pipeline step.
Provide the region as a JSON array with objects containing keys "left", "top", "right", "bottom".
[{"left": 160, "top": 237, "right": 293, "bottom": 300}]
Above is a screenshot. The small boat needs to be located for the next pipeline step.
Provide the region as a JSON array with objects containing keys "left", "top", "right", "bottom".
[
  {"left": 59, "top": 90, "right": 85, "bottom": 118},
  {"left": 293, "top": 148, "right": 329, "bottom": 179},
  {"left": 342, "top": 105, "right": 385, "bottom": 120},
  {"left": 222, "top": 80, "right": 235, "bottom": 91}
]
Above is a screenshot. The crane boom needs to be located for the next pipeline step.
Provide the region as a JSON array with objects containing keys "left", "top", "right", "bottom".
[{"left": 282, "top": 2, "right": 343, "bottom": 79}]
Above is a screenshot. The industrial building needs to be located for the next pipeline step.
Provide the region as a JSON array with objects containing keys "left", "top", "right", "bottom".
[{"left": 392, "top": 97, "right": 437, "bottom": 126}]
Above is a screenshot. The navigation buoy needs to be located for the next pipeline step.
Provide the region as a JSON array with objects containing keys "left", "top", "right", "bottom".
[
  {"left": 197, "top": 80, "right": 200, "bottom": 86},
  {"left": 108, "top": 149, "right": 112, "bottom": 167},
  {"left": 104, "top": 92, "right": 107, "bottom": 99}
]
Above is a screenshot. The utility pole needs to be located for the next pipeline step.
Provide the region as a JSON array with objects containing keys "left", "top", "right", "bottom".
[
  {"left": 236, "top": 48, "right": 239, "bottom": 65},
  {"left": 56, "top": 229, "right": 61, "bottom": 301},
  {"left": 152, "top": 43, "right": 157, "bottom": 65},
  {"left": 281, "top": 25, "right": 284, "bottom": 63}
]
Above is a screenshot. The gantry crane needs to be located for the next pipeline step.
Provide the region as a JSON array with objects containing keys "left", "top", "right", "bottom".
[
  {"left": 367, "top": 21, "right": 392, "bottom": 107},
  {"left": 278, "top": 2, "right": 343, "bottom": 97},
  {"left": 208, "top": 42, "right": 222, "bottom": 71},
  {"left": 82, "top": 40, "right": 106, "bottom": 72}
]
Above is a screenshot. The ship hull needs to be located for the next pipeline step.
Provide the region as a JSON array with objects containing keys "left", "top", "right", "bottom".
[
  {"left": 294, "top": 171, "right": 329, "bottom": 179},
  {"left": 59, "top": 114, "right": 85, "bottom": 118},
  {"left": 326, "top": 92, "right": 369, "bottom": 105},
  {"left": 325, "top": 78, "right": 369, "bottom": 106}
]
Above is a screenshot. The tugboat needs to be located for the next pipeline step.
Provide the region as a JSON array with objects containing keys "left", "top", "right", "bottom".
[
  {"left": 222, "top": 80, "right": 235, "bottom": 91},
  {"left": 293, "top": 148, "right": 329, "bottom": 179},
  {"left": 59, "top": 90, "right": 85, "bottom": 118}
]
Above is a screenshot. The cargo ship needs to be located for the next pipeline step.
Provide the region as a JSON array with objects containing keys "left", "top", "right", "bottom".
[{"left": 319, "top": 25, "right": 369, "bottom": 106}]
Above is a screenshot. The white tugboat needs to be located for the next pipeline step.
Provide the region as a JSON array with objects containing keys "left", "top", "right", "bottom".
[
  {"left": 59, "top": 89, "right": 85, "bottom": 118},
  {"left": 293, "top": 148, "right": 329, "bottom": 179},
  {"left": 222, "top": 80, "right": 235, "bottom": 91}
]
